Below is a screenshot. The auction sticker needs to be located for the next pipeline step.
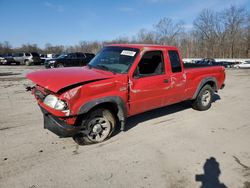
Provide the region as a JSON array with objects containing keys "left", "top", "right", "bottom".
[{"left": 121, "top": 50, "right": 136, "bottom": 56}]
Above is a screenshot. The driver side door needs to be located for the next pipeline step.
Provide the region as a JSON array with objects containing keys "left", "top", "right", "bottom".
[{"left": 128, "top": 50, "right": 170, "bottom": 115}]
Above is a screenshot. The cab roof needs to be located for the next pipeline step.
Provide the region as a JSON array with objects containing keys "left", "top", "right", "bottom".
[{"left": 106, "top": 44, "right": 179, "bottom": 51}]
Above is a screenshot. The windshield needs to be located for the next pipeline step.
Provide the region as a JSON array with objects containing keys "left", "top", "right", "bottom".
[
  {"left": 88, "top": 46, "right": 139, "bottom": 74},
  {"left": 57, "top": 54, "right": 67, "bottom": 59}
]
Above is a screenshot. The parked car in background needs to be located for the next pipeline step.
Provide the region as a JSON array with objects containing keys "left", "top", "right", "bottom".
[
  {"left": 1, "top": 54, "right": 21, "bottom": 65},
  {"left": 195, "top": 58, "right": 216, "bottom": 65},
  {"left": 195, "top": 58, "right": 236, "bottom": 68},
  {"left": 234, "top": 61, "right": 250, "bottom": 69},
  {"left": 217, "top": 61, "right": 235, "bottom": 68},
  {"left": 52, "top": 54, "right": 60, "bottom": 58},
  {"left": 40, "top": 54, "right": 53, "bottom": 64},
  {"left": 45, "top": 52, "right": 95, "bottom": 68},
  {"left": 0, "top": 55, "right": 7, "bottom": 65},
  {"left": 11, "top": 52, "right": 42, "bottom": 65}
]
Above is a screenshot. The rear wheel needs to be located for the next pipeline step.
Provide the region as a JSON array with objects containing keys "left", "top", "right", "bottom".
[
  {"left": 57, "top": 63, "right": 64, "bottom": 68},
  {"left": 25, "top": 60, "right": 31, "bottom": 66},
  {"left": 192, "top": 85, "right": 213, "bottom": 111},
  {"left": 73, "top": 109, "right": 116, "bottom": 145}
]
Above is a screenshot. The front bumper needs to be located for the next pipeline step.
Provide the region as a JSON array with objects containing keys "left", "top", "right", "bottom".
[
  {"left": 44, "top": 62, "right": 54, "bottom": 68},
  {"left": 40, "top": 107, "right": 81, "bottom": 137}
]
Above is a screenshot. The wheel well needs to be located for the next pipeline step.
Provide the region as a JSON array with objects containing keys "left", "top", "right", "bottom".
[
  {"left": 88, "top": 102, "right": 119, "bottom": 116},
  {"left": 192, "top": 78, "right": 218, "bottom": 99},
  {"left": 75, "top": 102, "right": 119, "bottom": 126},
  {"left": 205, "top": 81, "right": 217, "bottom": 92}
]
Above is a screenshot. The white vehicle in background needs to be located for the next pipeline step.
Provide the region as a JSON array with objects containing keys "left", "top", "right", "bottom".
[
  {"left": 40, "top": 54, "right": 53, "bottom": 64},
  {"left": 234, "top": 61, "right": 250, "bottom": 69},
  {"left": 12, "top": 52, "right": 42, "bottom": 65},
  {"left": 0, "top": 55, "right": 7, "bottom": 64}
]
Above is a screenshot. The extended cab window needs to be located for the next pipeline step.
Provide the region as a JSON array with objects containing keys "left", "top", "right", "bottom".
[
  {"left": 134, "top": 51, "right": 164, "bottom": 77},
  {"left": 168, "top": 50, "right": 182, "bottom": 73}
]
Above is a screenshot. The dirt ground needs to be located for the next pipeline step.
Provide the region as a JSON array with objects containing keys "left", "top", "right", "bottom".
[{"left": 0, "top": 65, "right": 250, "bottom": 188}]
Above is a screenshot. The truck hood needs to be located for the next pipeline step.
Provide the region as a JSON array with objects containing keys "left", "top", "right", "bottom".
[{"left": 26, "top": 66, "right": 116, "bottom": 93}]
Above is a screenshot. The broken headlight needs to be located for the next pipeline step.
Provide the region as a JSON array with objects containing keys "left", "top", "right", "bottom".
[{"left": 43, "top": 94, "right": 67, "bottom": 110}]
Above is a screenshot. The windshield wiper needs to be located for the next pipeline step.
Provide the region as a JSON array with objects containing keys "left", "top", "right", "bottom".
[
  {"left": 97, "top": 64, "right": 116, "bottom": 74},
  {"left": 91, "top": 64, "right": 116, "bottom": 74},
  {"left": 96, "top": 64, "right": 110, "bottom": 71}
]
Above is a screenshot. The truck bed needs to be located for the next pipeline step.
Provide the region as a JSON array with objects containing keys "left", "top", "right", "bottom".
[
  {"left": 182, "top": 63, "right": 225, "bottom": 100},
  {"left": 184, "top": 63, "right": 214, "bottom": 69}
]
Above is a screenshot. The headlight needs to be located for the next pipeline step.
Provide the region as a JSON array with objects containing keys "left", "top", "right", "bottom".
[
  {"left": 43, "top": 94, "right": 67, "bottom": 110},
  {"left": 49, "top": 60, "right": 55, "bottom": 63},
  {"left": 54, "top": 99, "right": 67, "bottom": 110},
  {"left": 0, "top": 59, "right": 7, "bottom": 63}
]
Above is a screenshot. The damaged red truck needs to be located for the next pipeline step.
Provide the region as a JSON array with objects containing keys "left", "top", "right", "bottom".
[{"left": 27, "top": 44, "right": 225, "bottom": 145}]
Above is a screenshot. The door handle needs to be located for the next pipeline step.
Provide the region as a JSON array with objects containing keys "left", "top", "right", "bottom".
[{"left": 164, "top": 79, "right": 169, "bottom": 83}]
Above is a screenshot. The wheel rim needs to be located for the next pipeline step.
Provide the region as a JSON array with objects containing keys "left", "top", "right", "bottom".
[
  {"left": 87, "top": 117, "right": 111, "bottom": 142},
  {"left": 201, "top": 90, "right": 211, "bottom": 106}
]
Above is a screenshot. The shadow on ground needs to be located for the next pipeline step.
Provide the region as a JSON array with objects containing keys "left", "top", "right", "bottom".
[
  {"left": 122, "top": 94, "right": 221, "bottom": 132},
  {"left": 196, "top": 157, "right": 227, "bottom": 188},
  {"left": 125, "top": 101, "right": 190, "bottom": 131},
  {"left": 0, "top": 72, "right": 21, "bottom": 76}
]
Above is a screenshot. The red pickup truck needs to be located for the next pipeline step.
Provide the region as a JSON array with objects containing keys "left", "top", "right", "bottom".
[{"left": 27, "top": 44, "right": 225, "bottom": 145}]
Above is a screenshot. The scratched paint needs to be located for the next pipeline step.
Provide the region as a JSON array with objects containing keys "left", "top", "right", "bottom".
[{"left": 63, "top": 86, "right": 81, "bottom": 100}]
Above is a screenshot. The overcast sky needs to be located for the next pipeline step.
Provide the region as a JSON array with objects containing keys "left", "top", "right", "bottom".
[{"left": 0, "top": 0, "right": 249, "bottom": 47}]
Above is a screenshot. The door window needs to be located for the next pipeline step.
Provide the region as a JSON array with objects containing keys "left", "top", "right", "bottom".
[
  {"left": 168, "top": 50, "right": 182, "bottom": 73},
  {"left": 134, "top": 51, "right": 164, "bottom": 78}
]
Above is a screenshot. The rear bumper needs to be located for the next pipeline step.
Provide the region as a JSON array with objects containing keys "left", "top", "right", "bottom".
[{"left": 40, "top": 107, "right": 81, "bottom": 137}]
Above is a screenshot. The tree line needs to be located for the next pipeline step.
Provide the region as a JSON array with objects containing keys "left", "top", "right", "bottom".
[{"left": 0, "top": 5, "right": 249, "bottom": 58}]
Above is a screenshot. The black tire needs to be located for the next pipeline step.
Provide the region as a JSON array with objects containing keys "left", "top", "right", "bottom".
[
  {"left": 73, "top": 108, "right": 116, "bottom": 145},
  {"left": 25, "top": 60, "right": 31, "bottom": 66},
  {"left": 192, "top": 85, "right": 214, "bottom": 111},
  {"left": 57, "top": 63, "right": 64, "bottom": 68}
]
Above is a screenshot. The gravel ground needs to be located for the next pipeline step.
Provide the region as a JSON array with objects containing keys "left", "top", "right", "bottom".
[{"left": 0, "top": 65, "right": 250, "bottom": 188}]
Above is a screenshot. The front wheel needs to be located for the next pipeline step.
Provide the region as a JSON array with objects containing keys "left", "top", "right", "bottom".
[
  {"left": 57, "top": 63, "right": 64, "bottom": 68},
  {"left": 73, "top": 108, "right": 116, "bottom": 145},
  {"left": 192, "top": 85, "right": 213, "bottom": 111}
]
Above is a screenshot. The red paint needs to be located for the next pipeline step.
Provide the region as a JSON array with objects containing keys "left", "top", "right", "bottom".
[
  {"left": 27, "top": 44, "right": 225, "bottom": 125},
  {"left": 26, "top": 66, "right": 116, "bottom": 93}
]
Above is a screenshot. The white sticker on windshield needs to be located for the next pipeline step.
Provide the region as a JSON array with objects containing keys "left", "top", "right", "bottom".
[{"left": 121, "top": 50, "right": 136, "bottom": 57}]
